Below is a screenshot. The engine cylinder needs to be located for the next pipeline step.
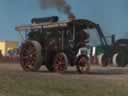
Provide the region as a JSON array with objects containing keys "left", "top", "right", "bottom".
[{"left": 31, "top": 16, "right": 59, "bottom": 24}]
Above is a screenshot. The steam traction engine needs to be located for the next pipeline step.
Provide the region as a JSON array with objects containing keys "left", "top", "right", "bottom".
[
  {"left": 16, "top": 16, "right": 128, "bottom": 73},
  {"left": 16, "top": 16, "right": 99, "bottom": 73}
]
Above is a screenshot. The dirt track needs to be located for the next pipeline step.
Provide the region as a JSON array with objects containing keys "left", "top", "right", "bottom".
[
  {"left": 1, "top": 63, "right": 128, "bottom": 96},
  {"left": 0, "top": 63, "right": 128, "bottom": 80},
  {"left": 0, "top": 64, "right": 128, "bottom": 80}
]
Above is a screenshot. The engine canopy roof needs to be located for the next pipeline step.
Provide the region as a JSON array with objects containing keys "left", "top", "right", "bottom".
[{"left": 16, "top": 19, "right": 97, "bottom": 32}]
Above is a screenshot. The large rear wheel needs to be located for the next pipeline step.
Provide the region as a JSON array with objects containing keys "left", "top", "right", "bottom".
[{"left": 20, "top": 40, "right": 42, "bottom": 71}]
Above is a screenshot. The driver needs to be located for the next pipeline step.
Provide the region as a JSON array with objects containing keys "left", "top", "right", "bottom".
[{"left": 77, "top": 30, "right": 90, "bottom": 48}]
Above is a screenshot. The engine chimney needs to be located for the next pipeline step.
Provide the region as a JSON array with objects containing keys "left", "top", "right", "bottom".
[{"left": 68, "top": 15, "right": 76, "bottom": 21}]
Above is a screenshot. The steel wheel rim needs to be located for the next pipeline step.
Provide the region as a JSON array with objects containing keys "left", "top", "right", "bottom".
[
  {"left": 20, "top": 42, "right": 37, "bottom": 71},
  {"left": 77, "top": 56, "right": 89, "bottom": 73},
  {"left": 53, "top": 53, "right": 67, "bottom": 72},
  {"left": 79, "top": 57, "right": 87, "bottom": 72}
]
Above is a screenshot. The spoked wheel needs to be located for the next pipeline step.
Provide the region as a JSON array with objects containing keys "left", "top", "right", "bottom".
[
  {"left": 53, "top": 52, "right": 68, "bottom": 72},
  {"left": 76, "top": 55, "right": 90, "bottom": 74},
  {"left": 20, "top": 40, "right": 42, "bottom": 71}
]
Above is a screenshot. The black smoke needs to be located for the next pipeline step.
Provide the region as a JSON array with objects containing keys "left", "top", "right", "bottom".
[{"left": 39, "top": 0, "right": 74, "bottom": 17}]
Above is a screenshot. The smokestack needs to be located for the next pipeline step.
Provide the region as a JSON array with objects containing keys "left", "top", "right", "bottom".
[
  {"left": 39, "top": 0, "right": 75, "bottom": 17},
  {"left": 68, "top": 15, "right": 76, "bottom": 21}
]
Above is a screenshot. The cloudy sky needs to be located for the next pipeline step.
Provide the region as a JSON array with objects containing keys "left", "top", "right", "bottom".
[{"left": 0, "top": 0, "right": 128, "bottom": 42}]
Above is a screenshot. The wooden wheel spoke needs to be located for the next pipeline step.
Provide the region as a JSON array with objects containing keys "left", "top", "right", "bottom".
[
  {"left": 58, "top": 56, "right": 62, "bottom": 61},
  {"left": 29, "top": 48, "right": 36, "bottom": 53},
  {"left": 76, "top": 55, "right": 89, "bottom": 73},
  {"left": 20, "top": 40, "right": 42, "bottom": 72},
  {"left": 53, "top": 53, "right": 68, "bottom": 72},
  {"left": 56, "top": 60, "right": 64, "bottom": 66}
]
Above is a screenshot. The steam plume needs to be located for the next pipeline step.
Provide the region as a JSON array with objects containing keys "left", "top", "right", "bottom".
[{"left": 39, "top": 0, "right": 74, "bottom": 17}]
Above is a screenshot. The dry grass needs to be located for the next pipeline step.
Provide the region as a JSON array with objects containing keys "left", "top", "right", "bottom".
[{"left": 0, "top": 63, "right": 128, "bottom": 96}]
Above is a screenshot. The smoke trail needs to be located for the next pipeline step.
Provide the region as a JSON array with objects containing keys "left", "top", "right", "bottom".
[{"left": 39, "top": 0, "right": 74, "bottom": 16}]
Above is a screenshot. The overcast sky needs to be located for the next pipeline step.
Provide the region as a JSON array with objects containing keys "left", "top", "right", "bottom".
[{"left": 0, "top": 0, "right": 128, "bottom": 42}]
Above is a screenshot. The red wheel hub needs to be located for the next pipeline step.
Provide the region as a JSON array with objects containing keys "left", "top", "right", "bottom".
[
  {"left": 53, "top": 53, "right": 67, "bottom": 72},
  {"left": 79, "top": 57, "right": 87, "bottom": 66}
]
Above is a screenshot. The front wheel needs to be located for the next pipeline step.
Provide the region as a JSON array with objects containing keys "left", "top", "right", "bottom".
[
  {"left": 53, "top": 52, "right": 68, "bottom": 72},
  {"left": 112, "top": 53, "right": 119, "bottom": 67},
  {"left": 76, "top": 55, "right": 90, "bottom": 73},
  {"left": 97, "top": 53, "right": 109, "bottom": 67},
  {"left": 112, "top": 52, "right": 127, "bottom": 67}
]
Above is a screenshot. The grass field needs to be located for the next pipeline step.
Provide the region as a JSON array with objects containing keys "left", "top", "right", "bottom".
[{"left": 0, "top": 64, "right": 128, "bottom": 96}]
